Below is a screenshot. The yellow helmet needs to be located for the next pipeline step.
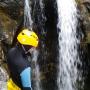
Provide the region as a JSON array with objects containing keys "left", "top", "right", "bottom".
[{"left": 17, "top": 29, "right": 39, "bottom": 47}]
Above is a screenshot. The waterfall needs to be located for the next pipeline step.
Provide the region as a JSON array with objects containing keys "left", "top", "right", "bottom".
[
  {"left": 32, "top": 50, "right": 41, "bottom": 90},
  {"left": 56, "top": 0, "right": 81, "bottom": 90},
  {"left": 24, "top": 0, "right": 45, "bottom": 90},
  {"left": 31, "top": 1, "right": 45, "bottom": 89},
  {"left": 24, "top": 0, "right": 33, "bottom": 29}
]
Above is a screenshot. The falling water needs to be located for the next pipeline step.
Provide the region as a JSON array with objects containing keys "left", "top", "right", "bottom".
[
  {"left": 33, "top": 0, "right": 46, "bottom": 90},
  {"left": 24, "top": 0, "right": 44, "bottom": 90},
  {"left": 57, "top": 0, "right": 81, "bottom": 90},
  {"left": 32, "top": 50, "right": 41, "bottom": 90},
  {"left": 24, "top": 0, "right": 33, "bottom": 29}
]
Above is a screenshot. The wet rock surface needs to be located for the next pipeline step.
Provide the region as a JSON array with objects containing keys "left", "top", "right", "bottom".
[{"left": 0, "top": 0, "right": 90, "bottom": 90}]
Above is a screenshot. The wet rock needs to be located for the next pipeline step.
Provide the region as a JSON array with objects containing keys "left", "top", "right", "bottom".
[
  {"left": 83, "top": 2, "right": 90, "bottom": 12},
  {"left": 76, "top": 0, "right": 90, "bottom": 43},
  {"left": 0, "top": 67, "right": 8, "bottom": 81},
  {"left": 0, "top": 0, "right": 23, "bottom": 20},
  {"left": 0, "top": 67, "right": 8, "bottom": 90},
  {"left": 0, "top": 81, "right": 7, "bottom": 90}
]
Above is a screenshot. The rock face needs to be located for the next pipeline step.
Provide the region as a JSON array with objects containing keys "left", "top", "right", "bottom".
[
  {"left": 0, "top": 0, "right": 23, "bottom": 20},
  {"left": 0, "top": 66, "right": 8, "bottom": 90},
  {"left": 0, "top": 10, "right": 17, "bottom": 43},
  {"left": 77, "top": 0, "right": 90, "bottom": 43},
  {"left": 77, "top": 1, "right": 90, "bottom": 90},
  {"left": 0, "top": 8, "right": 17, "bottom": 85}
]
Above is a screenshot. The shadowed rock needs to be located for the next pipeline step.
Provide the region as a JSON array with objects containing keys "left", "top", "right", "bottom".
[
  {"left": 0, "top": 0, "right": 23, "bottom": 20},
  {"left": 83, "top": 1, "right": 90, "bottom": 12}
]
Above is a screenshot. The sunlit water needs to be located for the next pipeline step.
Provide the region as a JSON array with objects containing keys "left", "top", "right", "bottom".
[
  {"left": 56, "top": 0, "right": 81, "bottom": 90},
  {"left": 24, "top": 0, "right": 33, "bottom": 29}
]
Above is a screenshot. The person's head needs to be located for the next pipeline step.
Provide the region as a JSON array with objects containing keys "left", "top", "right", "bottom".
[{"left": 17, "top": 28, "right": 39, "bottom": 54}]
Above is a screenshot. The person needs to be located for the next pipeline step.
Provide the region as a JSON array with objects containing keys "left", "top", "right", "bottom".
[{"left": 7, "top": 28, "right": 39, "bottom": 90}]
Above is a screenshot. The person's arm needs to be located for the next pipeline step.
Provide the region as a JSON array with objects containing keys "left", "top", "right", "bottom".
[{"left": 20, "top": 67, "right": 32, "bottom": 90}]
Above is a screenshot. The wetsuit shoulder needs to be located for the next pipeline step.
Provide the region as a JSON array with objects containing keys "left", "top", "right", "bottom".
[
  {"left": 7, "top": 46, "right": 30, "bottom": 73},
  {"left": 7, "top": 47, "right": 18, "bottom": 57}
]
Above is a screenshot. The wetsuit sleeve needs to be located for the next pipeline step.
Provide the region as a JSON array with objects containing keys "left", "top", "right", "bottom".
[
  {"left": 23, "top": 87, "right": 31, "bottom": 90},
  {"left": 20, "top": 67, "right": 32, "bottom": 90}
]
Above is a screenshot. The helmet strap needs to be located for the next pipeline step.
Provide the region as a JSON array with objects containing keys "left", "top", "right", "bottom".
[
  {"left": 21, "top": 45, "right": 35, "bottom": 54},
  {"left": 22, "top": 45, "right": 28, "bottom": 54}
]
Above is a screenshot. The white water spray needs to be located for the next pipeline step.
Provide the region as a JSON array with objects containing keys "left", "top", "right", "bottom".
[
  {"left": 56, "top": 0, "right": 81, "bottom": 90},
  {"left": 32, "top": 50, "right": 41, "bottom": 90},
  {"left": 24, "top": 0, "right": 33, "bottom": 29}
]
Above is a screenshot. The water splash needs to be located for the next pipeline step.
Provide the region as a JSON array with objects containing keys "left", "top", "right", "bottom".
[
  {"left": 56, "top": 0, "right": 81, "bottom": 90},
  {"left": 24, "top": 0, "right": 33, "bottom": 29}
]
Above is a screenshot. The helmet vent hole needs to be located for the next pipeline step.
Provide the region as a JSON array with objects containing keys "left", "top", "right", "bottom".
[{"left": 22, "top": 33, "right": 25, "bottom": 35}]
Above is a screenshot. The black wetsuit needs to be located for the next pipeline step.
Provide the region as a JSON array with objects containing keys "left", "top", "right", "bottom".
[{"left": 7, "top": 45, "right": 31, "bottom": 90}]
